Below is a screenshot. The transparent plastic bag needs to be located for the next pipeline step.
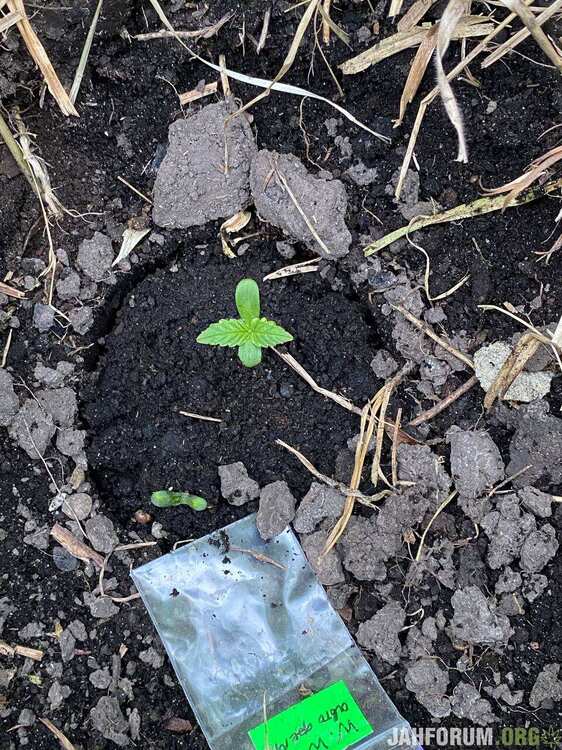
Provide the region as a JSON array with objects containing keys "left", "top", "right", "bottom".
[{"left": 131, "top": 514, "right": 420, "bottom": 750}]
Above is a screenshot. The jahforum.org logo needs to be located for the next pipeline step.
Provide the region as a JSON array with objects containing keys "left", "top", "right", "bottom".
[{"left": 389, "top": 725, "right": 562, "bottom": 748}]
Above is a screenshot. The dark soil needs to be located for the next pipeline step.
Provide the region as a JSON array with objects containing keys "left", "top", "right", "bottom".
[{"left": 1, "top": 0, "right": 561, "bottom": 748}]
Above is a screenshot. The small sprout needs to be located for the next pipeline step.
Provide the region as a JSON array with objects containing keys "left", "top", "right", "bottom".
[
  {"left": 196, "top": 278, "right": 293, "bottom": 367},
  {"left": 151, "top": 491, "right": 207, "bottom": 511}
]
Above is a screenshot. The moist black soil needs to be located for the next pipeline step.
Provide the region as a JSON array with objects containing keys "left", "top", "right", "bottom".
[{"left": 1, "top": 0, "right": 561, "bottom": 748}]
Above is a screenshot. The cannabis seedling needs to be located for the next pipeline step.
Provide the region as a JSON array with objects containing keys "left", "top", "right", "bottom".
[
  {"left": 196, "top": 278, "right": 293, "bottom": 367},
  {"left": 151, "top": 491, "right": 207, "bottom": 511}
]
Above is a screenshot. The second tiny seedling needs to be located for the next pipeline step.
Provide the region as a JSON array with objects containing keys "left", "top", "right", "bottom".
[{"left": 197, "top": 278, "right": 293, "bottom": 367}]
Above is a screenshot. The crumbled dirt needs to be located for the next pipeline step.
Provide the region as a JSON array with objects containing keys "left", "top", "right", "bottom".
[{"left": 1, "top": 1, "right": 561, "bottom": 748}]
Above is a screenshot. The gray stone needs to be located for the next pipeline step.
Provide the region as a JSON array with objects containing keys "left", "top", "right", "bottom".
[
  {"left": 37, "top": 387, "right": 77, "bottom": 427},
  {"left": 474, "top": 341, "right": 553, "bottom": 402},
  {"left": 276, "top": 241, "right": 296, "bottom": 259},
  {"left": 18, "top": 709, "right": 35, "bottom": 727},
  {"left": 370, "top": 349, "right": 398, "bottom": 379},
  {"left": 251, "top": 150, "right": 351, "bottom": 259},
  {"left": 88, "top": 596, "right": 119, "bottom": 619},
  {"left": 529, "top": 664, "right": 562, "bottom": 708},
  {"left": 293, "top": 482, "right": 346, "bottom": 534},
  {"left": 480, "top": 495, "right": 536, "bottom": 569},
  {"left": 419, "top": 356, "right": 451, "bottom": 389},
  {"left": 90, "top": 667, "right": 112, "bottom": 689},
  {"left": 153, "top": 101, "right": 256, "bottom": 229},
  {"left": 32, "top": 302, "right": 55, "bottom": 331},
  {"left": 450, "top": 683, "right": 496, "bottom": 725},
  {"left": 56, "top": 428, "right": 86, "bottom": 457},
  {"left": 129, "top": 708, "right": 141, "bottom": 742},
  {"left": 8, "top": 399, "right": 55, "bottom": 458},
  {"left": 397, "top": 444, "right": 451, "bottom": 501},
  {"left": 34, "top": 362, "right": 73, "bottom": 388},
  {"left": 77, "top": 232, "right": 114, "bottom": 281},
  {"left": 521, "top": 573, "right": 548, "bottom": 602},
  {"left": 91, "top": 696, "right": 129, "bottom": 746},
  {"left": 256, "top": 480, "right": 296, "bottom": 540},
  {"left": 48, "top": 680, "right": 71, "bottom": 710},
  {"left": 485, "top": 683, "right": 524, "bottom": 706},
  {"left": 326, "top": 583, "right": 356, "bottom": 611},
  {"left": 507, "top": 401, "right": 562, "bottom": 489},
  {"left": 495, "top": 567, "right": 522, "bottom": 595},
  {"left": 53, "top": 545, "right": 79, "bottom": 571},
  {"left": 345, "top": 160, "right": 378, "bottom": 186},
  {"left": 301, "top": 529, "right": 345, "bottom": 586},
  {"left": 18, "top": 622, "right": 45, "bottom": 640},
  {"left": 56, "top": 270, "right": 81, "bottom": 300},
  {"left": 458, "top": 494, "right": 493, "bottom": 524},
  {"left": 0, "top": 369, "right": 18, "bottom": 426},
  {"left": 356, "top": 601, "right": 406, "bottom": 665},
  {"left": 68, "top": 306, "right": 94, "bottom": 334},
  {"left": 59, "top": 629, "right": 76, "bottom": 662},
  {"left": 450, "top": 586, "right": 513, "bottom": 646},
  {"left": 85, "top": 514, "right": 118, "bottom": 553},
  {"left": 339, "top": 516, "right": 387, "bottom": 582},
  {"left": 519, "top": 524, "right": 558, "bottom": 573},
  {"left": 218, "top": 462, "right": 259, "bottom": 506},
  {"left": 391, "top": 316, "right": 426, "bottom": 363},
  {"left": 68, "top": 619, "right": 87, "bottom": 641},
  {"left": 517, "top": 486, "right": 552, "bottom": 517},
  {"left": 139, "top": 647, "right": 165, "bottom": 669},
  {"left": 405, "top": 659, "right": 451, "bottom": 718},
  {"left": 447, "top": 428, "right": 504, "bottom": 498},
  {"left": 406, "top": 626, "right": 434, "bottom": 661},
  {"left": 62, "top": 493, "right": 92, "bottom": 521},
  {"left": 23, "top": 524, "right": 50, "bottom": 550}
]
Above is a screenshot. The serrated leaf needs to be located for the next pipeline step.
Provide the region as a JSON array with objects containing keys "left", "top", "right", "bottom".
[
  {"left": 196, "top": 319, "right": 250, "bottom": 347},
  {"left": 238, "top": 342, "right": 262, "bottom": 367},
  {"left": 235, "top": 278, "right": 260, "bottom": 321},
  {"left": 248, "top": 318, "right": 294, "bottom": 348}
]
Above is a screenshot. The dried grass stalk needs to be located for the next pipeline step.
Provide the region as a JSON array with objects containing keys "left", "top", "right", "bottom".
[
  {"left": 398, "top": 0, "right": 438, "bottom": 31},
  {"left": 323, "top": 396, "right": 380, "bottom": 553},
  {"left": 179, "top": 81, "right": 218, "bottom": 104},
  {"left": 0, "top": 9, "right": 20, "bottom": 32},
  {"left": 134, "top": 12, "right": 233, "bottom": 41},
  {"left": 409, "top": 375, "right": 478, "bottom": 426},
  {"left": 275, "top": 349, "right": 362, "bottom": 414},
  {"left": 0, "top": 280, "right": 25, "bottom": 299},
  {"left": 70, "top": 0, "right": 103, "bottom": 104},
  {"left": 482, "top": 0, "right": 562, "bottom": 67},
  {"left": 263, "top": 258, "right": 320, "bottom": 281},
  {"left": 501, "top": 0, "right": 562, "bottom": 71},
  {"left": 393, "top": 2, "right": 530, "bottom": 200},
  {"left": 482, "top": 144, "right": 562, "bottom": 207},
  {"left": 340, "top": 17, "right": 492, "bottom": 74},
  {"left": 39, "top": 718, "right": 76, "bottom": 750},
  {"left": 395, "top": 25, "right": 438, "bottom": 126},
  {"left": 8, "top": 0, "right": 78, "bottom": 116},
  {"left": 434, "top": 0, "right": 469, "bottom": 162},
  {"left": 483, "top": 332, "right": 541, "bottom": 409},
  {"left": 365, "top": 176, "right": 562, "bottom": 253}
]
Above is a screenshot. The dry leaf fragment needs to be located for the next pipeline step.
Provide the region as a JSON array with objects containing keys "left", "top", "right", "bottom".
[
  {"left": 220, "top": 210, "right": 252, "bottom": 256},
  {"left": 112, "top": 227, "right": 150, "bottom": 266},
  {"left": 164, "top": 717, "right": 193, "bottom": 733},
  {"left": 50, "top": 523, "right": 105, "bottom": 568}
]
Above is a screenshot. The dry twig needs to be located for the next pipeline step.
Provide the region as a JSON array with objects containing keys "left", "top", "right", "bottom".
[
  {"left": 50, "top": 523, "right": 105, "bottom": 568},
  {"left": 39, "top": 718, "right": 76, "bottom": 750},
  {"left": 409, "top": 375, "right": 478, "bottom": 426},
  {"left": 501, "top": 0, "right": 562, "bottom": 71}
]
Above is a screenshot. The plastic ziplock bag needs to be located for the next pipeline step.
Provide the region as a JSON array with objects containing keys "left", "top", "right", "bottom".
[{"left": 131, "top": 514, "right": 420, "bottom": 750}]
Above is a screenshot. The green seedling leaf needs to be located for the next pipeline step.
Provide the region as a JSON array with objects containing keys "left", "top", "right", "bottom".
[
  {"left": 238, "top": 341, "right": 262, "bottom": 367},
  {"left": 196, "top": 319, "right": 249, "bottom": 346},
  {"left": 235, "top": 278, "right": 260, "bottom": 321},
  {"left": 151, "top": 491, "right": 207, "bottom": 511},
  {"left": 248, "top": 318, "right": 294, "bottom": 347},
  {"left": 197, "top": 278, "right": 294, "bottom": 368}
]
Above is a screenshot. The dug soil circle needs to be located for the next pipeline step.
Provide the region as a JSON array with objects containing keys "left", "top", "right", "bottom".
[{"left": 84, "top": 243, "right": 378, "bottom": 538}]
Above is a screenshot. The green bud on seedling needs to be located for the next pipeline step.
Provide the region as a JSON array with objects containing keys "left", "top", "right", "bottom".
[
  {"left": 196, "top": 278, "right": 293, "bottom": 367},
  {"left": 151, "top": 491, "right": 207, "bottom": 511}
]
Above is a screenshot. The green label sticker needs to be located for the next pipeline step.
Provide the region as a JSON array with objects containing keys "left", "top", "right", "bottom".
[{"left": 248, "top": 681, "right": 373, "bottom": 750}]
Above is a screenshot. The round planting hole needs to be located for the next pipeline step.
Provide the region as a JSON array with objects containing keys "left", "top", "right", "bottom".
[{"left": 85, "top": 245, "right": 379, "bottom": 537}]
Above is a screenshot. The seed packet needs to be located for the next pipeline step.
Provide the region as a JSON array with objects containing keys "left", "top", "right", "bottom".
[{"left": 132, "top": 514, "right": 419, "bottom": 750}]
